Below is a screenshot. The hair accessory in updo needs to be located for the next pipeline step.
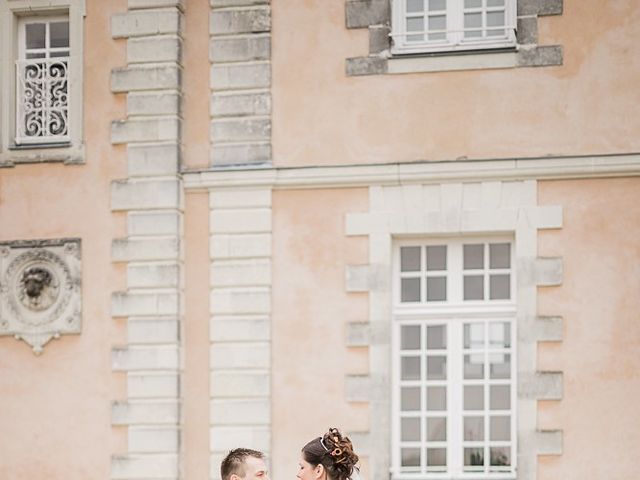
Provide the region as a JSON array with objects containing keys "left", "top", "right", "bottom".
[{"left": 302, "top": 427, "right": 359, "bottom": 480}]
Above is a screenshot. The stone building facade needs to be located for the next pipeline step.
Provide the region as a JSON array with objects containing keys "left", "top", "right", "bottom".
[{"left": 1, "top": 1, "right": 639, "bottom": 480}]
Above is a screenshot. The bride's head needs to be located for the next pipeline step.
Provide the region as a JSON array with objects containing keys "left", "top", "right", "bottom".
[{"left": 297, "top": 428, "right": 359, "bottom": 480}]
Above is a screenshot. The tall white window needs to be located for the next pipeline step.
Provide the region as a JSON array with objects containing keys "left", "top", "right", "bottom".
[
  {"left": 392, "top": 238, "right": 516, "bottom": 479},
  {"left": 391, "top": 0, "right": 517, "bottom": 54},
  {"left": 16, "top": 15, "right": 70, "bottom": 145}
]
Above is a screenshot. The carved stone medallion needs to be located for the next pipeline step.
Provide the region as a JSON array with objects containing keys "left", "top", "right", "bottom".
[{"left": 0, "top": 239, "right": 81, "bottom": 354}]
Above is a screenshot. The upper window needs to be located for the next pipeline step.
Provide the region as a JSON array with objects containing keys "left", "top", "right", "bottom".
[
  {"left": 16, "top": 16, "right": 70, "bottom": 145},
  {"left": 391, "top": 0, "right": 517, "bottom": 55},
  {"left": 393, "top": 238, "right": 516, "bottom": 480}
]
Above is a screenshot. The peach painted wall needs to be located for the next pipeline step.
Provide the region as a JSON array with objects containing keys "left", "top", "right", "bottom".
[
  {"left": 272, "top": 188, "right": 370, "bottom": 480},
  {"left": 537, "top": 177, "right": 640, "bottom": 480},
  {"left": 271, "top": 0, "right": 640, "bottom": 166},
  {"left": 0, "top": 0, "right": 127, "bottom": 478}
]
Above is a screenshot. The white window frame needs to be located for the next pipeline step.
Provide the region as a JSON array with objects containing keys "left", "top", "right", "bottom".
[
  {"left": 391, "top": 237, "right": 517, "bottom": 480},
  {"left": 0, "top": 0, "right": 85, "bottom": 164},
  {"left": 391, "top": 0, "right": 517, "bottom": 55}
]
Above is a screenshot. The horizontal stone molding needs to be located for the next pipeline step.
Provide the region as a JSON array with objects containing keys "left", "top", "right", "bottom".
[
  {"left": 128, "top": 373, "right": 180, "bottom": 399},
  {"left": 183, "top": 153, "right": 640, "bottom": 191},
  {"left": 128, "top": 211, "right": 181, "bottom": 236},
  {"left": 128, "top": 143, "right": 181, "bottom": 177},
  {"left": 112, "top": 9, "right": 182, "bottom": 38},
  {"left": 210, "top": 398, "right": 270, "bottom": 425},
  {"left": 112, "top": 400, "right": 180, "bottom": 425},
  {"left": 210, "top": 370, "right": 270, "bottom": 397},
  {"left": 211, "top": 62, "right": 271, "bottom": 90},
  {"left": 210, "top": 7, "right": 271, "bottom": 35},
  {"left": 111, "top": 453, "right": 178, "bottom": 479},
  {"left": 128, "top": 318, "right": 181, "bottom": 344},
  {"left": 210, "top": 287, "right": 271, "bottom": 315},
  {"left": 210, "top": 342, "right": 270, "bottom": 369},
  {"left": 112, "top": 291, "right": 180, "bottom": 317},
  {"left": 210, "top": 316, "right": 270, "bottom": 342},
  {"left": 210, "top": 425, "right": 270, "bottom": 452},
  {"left": 111, "top": 179, "right": 181, "bottom": 211},
  {"left": 112, "top": 118, "right": 181, "bottom": 144},
  {"left": 210, "top": 233, "right": 271, "bottom": 259},
  {"left": 111, "top": 65, "right": 181, "bottom": 93},
  {"left": 518, "top": 371, "right": 563, "bottom": 400},
  {"left": 112, "top": 238, "right": 180, "bottom": 262},
  {"left": 112, "top": 346, "right": 180, "bottom": 371}
]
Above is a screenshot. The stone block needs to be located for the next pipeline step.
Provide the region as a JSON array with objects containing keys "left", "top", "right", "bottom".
[
  {"left": 128, "top": 211, "right": 181, "bottom": 236},
  {"left": 111, "top": 118, "right": 180, "bottom": 144},
  {"left": 539, "top": 0, "right": 563, "bottom": 15},
  {"left": 127, "top": 373, "right": 180, "bottom": 398},
  {"left": 517, "top": 16, "right": 538, "bottom": 44},
  {"left": 369, "top": 25, "right": 390, "bottom": 54},
  {"left": 111, "top": 179, "right": 180, "bottom": 211},
  {"left": 111, "top": 65, "right": 181, "bottom": 92},
  {"left": 534, "top": 257, "right": 563, "bottom": 286},
  {"left": 111, "top": 454, "right": 178, "bottom": 479},
  {"left": 112, "top": 10, "right": 182, "bottom": 38},
  {"left": 346, "top": 56, "right": 388, "bottom": 76},
  {"left": 128, "top": 143, "right": 180, "bottom": 177},
  {"left": 211, "top": 118, "right": 270, "bottom": 143},
  {"left": 209, "top": 208, "right": 271, "bottom": 234},
  {"left": 210, "top": 370, "right": 270, "bottom": 397},
  {"left": 211, "top": 62, "right": 270, "bottom": 90},
  {"left": 211, "top": 142, "right": 271, "bottom": 166},
  {"left": 211, "top": 0, "right": 269, "bottom": 7},
  {"left": 112, "top": 400, "right": 180, "bottom": 425},
  {"left": 113, "top": 237, "right": 180, "bottom": 262},
  {"left": 210, "top": 316, "right": 270, "bottom": 342},
  {"left": 210, "top": 398, "right": 270, "bottom": 425},
  {"left": 128, "top": 92, "right": 181, "bottom": 116},
  {"left": 518, "top": 371, "right": 563, "bottom": 400},
  {"left": 211, "top": 259, "right": 271, "bottom": 287},
  {"left": 517, "top": 0, "right": 539, "bottom": 15},
  {"left": 210, "top": 189, "right": 271, "bottom": 208},
  {"left": 210, "top": 35, "right": 270, "bottom": 62},
  {"left": 211, "top": 92, "right": 270, "bottom": 117},
  {"left": 129, "top": 0, "right": 184, "bottom": 9},
  {"left": 210, "top": 233, "right": 272, "bottom": 259},
  {"left": 112, "top": 291, "right": 180, "bottom": 316},
  {"left": 112, "top": 346, "right": 180, "bottom": 371},
  {"left": 517, "top": 45, "right": 563, "bottom": 67},
  {"left": 129, "top": 427, "right": 180, "bottom": 453},
  {"left": 128, "top": 263, "right": 180, "bottom": 288},
  {"left": 127, "top": 36, "right": 181, "bottom": 63},
  {"left": 534, "top": 316, "right": 563, "bottom": 342},
  {"left": 346, "top": 0, "right": 390, "bottom": 29},
  {"left": 210, "top": 7, "right": 270, "bottom": 35},
  {"left": 210, "top": 426, "right": 270, "bottom": 452},
  {"left": 210, "top": 287, "right": 270, "bottom": 315},
  {"left": 210, "top": 342, "right": 270, "bottom": 369},
  {"left": 345, "top": 375, "right": 371, "bottom": 402},
  {"left": 536, "top": 430, "right": 563, "bottom": 455},
  {"left": 128, "top": 318, "right": 180, "bottom": 344},
  {"left": 346, "top": 321, "right": 390, "bottom": 347}
]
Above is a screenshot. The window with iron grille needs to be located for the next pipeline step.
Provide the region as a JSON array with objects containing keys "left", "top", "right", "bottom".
[
  {"left": 16, "top": 15, "right": 70, "bottom": 145},
  {"left": 393, "top": 238, "right": 516, "bottom": 479},
  {"left": 391, "top": 0, "right": 517, "bottom": 54}
]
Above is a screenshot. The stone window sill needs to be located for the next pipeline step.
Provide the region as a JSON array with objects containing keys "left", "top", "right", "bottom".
[{"left": 0, "top": 143, "right": 85, "bottom": 167}]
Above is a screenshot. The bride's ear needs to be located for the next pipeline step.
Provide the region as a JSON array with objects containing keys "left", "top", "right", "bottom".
[{"left": 314, "top": 464, "right": 325, "bottom": 480}]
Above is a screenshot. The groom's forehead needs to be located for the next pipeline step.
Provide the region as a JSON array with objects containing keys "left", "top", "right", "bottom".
[{"left": 245, "top": 456, "right": 267, "bottom": 471}]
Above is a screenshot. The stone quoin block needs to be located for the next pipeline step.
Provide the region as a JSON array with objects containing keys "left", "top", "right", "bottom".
[
  {"left": 127, "top": 143, "right": 180, "bottom": 177},
  {"left": 112, "top": 345, "right": 180, "bottom": 371},
  {"left": 210, "top": 233, "right": 272, "bottom": 259},
  {"left": 211, "top": 62, "right": 271, "bottom": 90},
  {"left": 210, "top": 117, "right": 271, "bottom": 143},
  {"left": 129, "top": 427, "right": 180, "bottom": 453},
  {"left": 210, "top": 398, "right": 270, "bottom": 425},
  {"left": 111, "top": 179, "right": 180, "bottom": 211},
  {"left": 517, "top": 16, "right": 538, "bottom": 45},
  {"left": 128, "top": 0, "right": 184, "bottom": 9},
  {"left": 112, "top": 9, "right": 182, "bottom": 38},
  {"left": 211, "top": 143, "right": 271, "bottom": 166},
  {"left": 517, "top": 46, "right": 563, "bottom": 67},
  {"left": 346, "top": 56, "right": 388, "bottom": 76},
  {"left": 210, "top": 370, "right": 270, "bottom": 397},
  {"left": 210, "top": 342, "right": 270, "bottom": 369},
  {"left": 111, "top": 65, "right": 181, "bottom": 93},
  {"left": 128, "top": 211, "right": 181, "bottom": 237},
  {"left": 210, "top": 259, "right": 271, "bottom": 287},
  {"left": 210, "top": 316, "right": 270, "bottom": 342},
  {"left": 210, "top": 7, "right": 271, "bottom": 35},
  {"left": 127, "top": 36, "right": 181, "bottom": 63},
  {"left": 209, "top": 208, "right": 271, "bottom": 234},
  {"left": 127, "top": 92, "right": 181, "bottom": 117},
  {"left": 210, "top": 287, "right": 271, "bottom": 315},
  {"left": 369, "top": 25, "right": 390, "bottom": 54},
  {"left": 128, "top": 263, "right": 180, "bottom": 288},
  {"left": 211, "top": 0, "right": 269, "bottom": 8},
  {"left": 210, "top": 426, "right": 270, "bottom": 452},
  {"left": 127, "top": 373, "right": 180, "bottom": 399},
  {"left": 211, "top": 92, "right": 271, "bottom": 117},
  {"left": 111, "top": 118, "right": 180, "bottom": 144},
  {"left": 111, "top": 454, "right": 178, "bottom": 479},
  {"left": 345, "top": 0, "right": 390, "bottom": 29},
  {"left": 112, "top": 400, "right": 180, "bottom": 425},
  {"left": 209, "top": 189, "right": 271, "bottom": 208},
  {"left": 112, "top": 291, "right": 179, "bottom": 317},
  {"left": 128, "top": 319, "right": 180, "bottom": 344},
  {"left": 112, "top": 237, "right": 180, "bottom": 262},
  {"left": 210, "top": 35, "right": 271, "bottom": 63}
]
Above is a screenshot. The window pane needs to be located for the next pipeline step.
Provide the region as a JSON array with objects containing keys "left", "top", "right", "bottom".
[
  {"left": 401, "top": 417, "right": 421, "bottom": 441},
  {"left": 427, "top": 386, "right": 446, "bottom": 410},
  {"left": 401, "top": 325, "right": 421, "bottom": 350},
  {"left": 426, "top": 245, "right": 446, "bottom": 270},
  {"left": 427, "top": 417, "right": 447, "bottom": 441},
  {"left": 489, "top": 274, "right": 510, "bottom": 299},
  {"left": 401, "top": 448, "right": 420, "bottom": 468},
  {"left": 50, "top": 50, "right": 70, "bottom": 58},
  {"left": 489, "top": 243, "right": 510, "bottom": 268},
  {"left": 489, "top": 353, "right": 510, "bottom": 379},
  {"left": 488, "top": 0, "right": 505, "bottom": 5},
  {"left": 464, "top": 354, "right": 484, "bottom": 379},
  {"left": 464, "top": 416, "right": 484, "bottom": 441},
  {"left": 407, "top": 0, "right": 424, "bottom": 12},
  {"left": 464, "top": 447, "right": 484, "bottom": 467},
  {"left": 26, "top": 52, "right": 46, "bottom": 59},
  {"left": 464, "top": 13, "right": 482, "bottom": 38},
  {"left": 401, "top": 246, "right": 421, "bottom": 272},
  {"left": 401, "top": 278, "right": 421, "bottom": 302},
  {"left": 427, "top": 448, "right": 446, "bottom": 467},
  {"left": 464, "top": 275, "right": 484, "bottom": 300},
  {"left": 489, "top": 322, "right": 510, "bottom": 348},
  {"left": 490, "top": 385, "right": 510, "bottom": 410},
  {"left": 487, "top": 10, "right": 505, "bottom": 28},
  {"left": 490, "top": 447, "right": 511, "bottom": 467},
  {"left": 401, "top": 387, "right": 421, "bottom": 411},
  {"left": 464, "top": 385, "right": 484, "bottom": 410},
  {"left": 428, "top": 15, "right": 446, "bottom": 34},
  {"left": 428, "top": 0, "right": 446, "bottom": 10},
  {"left": 26, "top": 23, "right": 46, "bottom": 49},
  {"left": 463, "top": 244, "right": 484, "bottom": 269},
  {"left": 464, "top": 0, "right": 482, "bottom": 7},
  {"left": 464, "top": 323, "right": 484, "bottom": 349},
  {"left": 490, "top": 416, "right": 510, "bottom": 441},
  {"left": 50, "top": 21, "right": 70, "bottom": 48},
  {"left": 406, "top": 16, "right": 424, "bottom": 42},
  {"left": 427, "top": 276, "right": 446, "bottom": 301},
  {"left": 427, "top": 356, "right": 446, "bottom": 380},
  {"left": 427, "top": 325, "right": 446, "bottom": 350},
  {"left": 401, "top": 356, "right": 421, "bottom": 380}
]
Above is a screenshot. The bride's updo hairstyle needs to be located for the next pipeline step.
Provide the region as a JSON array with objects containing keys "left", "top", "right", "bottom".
[{"left": 302, "top": 427, "right": 359, "bottom": 480}]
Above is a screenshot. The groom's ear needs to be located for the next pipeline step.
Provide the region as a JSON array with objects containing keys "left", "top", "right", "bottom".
[{"left": 230, "top": 474, "right": 241, "bottom": 480}]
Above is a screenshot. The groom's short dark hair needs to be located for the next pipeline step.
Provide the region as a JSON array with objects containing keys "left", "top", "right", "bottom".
[{"left": 221, "top": 448, "right": 265, "bottom": 480}]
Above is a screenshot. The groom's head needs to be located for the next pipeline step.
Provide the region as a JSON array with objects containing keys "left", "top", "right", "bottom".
[{"left": 221, "top": 448, "right": 268, "bottom": 480}]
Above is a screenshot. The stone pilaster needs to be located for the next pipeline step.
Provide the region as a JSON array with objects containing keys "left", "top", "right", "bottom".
[{"left": 110, "top": 1, "right": 184, "bottom": 479}]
